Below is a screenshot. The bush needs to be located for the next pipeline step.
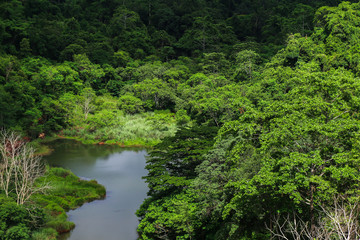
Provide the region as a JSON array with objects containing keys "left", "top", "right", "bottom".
[
  {"left": 5, "top": 224, "right": 31, "bottom": 240},
  {"left": 118, "top": 94, "right": 144, "bottom": 114},
  {"left": 0, "top": 197, "right": 36, "bottom": 231}
]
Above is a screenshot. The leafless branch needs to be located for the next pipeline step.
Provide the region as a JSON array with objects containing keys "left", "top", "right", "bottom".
[
  {"left": 0, "top": 130, "right": 47, "bottom": 204},
  {"left": 267, "top": 196, "right": 360, "bottom": 240}
]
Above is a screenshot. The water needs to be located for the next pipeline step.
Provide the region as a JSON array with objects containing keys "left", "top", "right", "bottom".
[{"left": 44, "top": 139, "right": 148, "bottom": 240}]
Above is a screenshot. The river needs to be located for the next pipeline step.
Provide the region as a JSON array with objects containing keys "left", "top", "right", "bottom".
[{"left": 44, "top": 139, "right": 148, "bottom": 240}]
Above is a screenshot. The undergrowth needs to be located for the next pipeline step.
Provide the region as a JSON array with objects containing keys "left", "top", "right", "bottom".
[{"left": 61, "top": 111, "right": 178, "bottom": 147}]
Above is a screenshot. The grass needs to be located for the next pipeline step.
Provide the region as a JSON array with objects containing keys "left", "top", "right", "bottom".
[
  {"left": 31, "top": 167, "right": 106, "bottom": 238},
  {"left": 61, "top": 111, "right": 177, "bottom": 147},
  {"left": 0, "top": 166, "right": 104, "bottom": 240},
  {"left": 29, "top": 137, "right": 58, "bottom": 156},
  {"left": 31, "top": 228, "right": 58, "bottom": 240}
]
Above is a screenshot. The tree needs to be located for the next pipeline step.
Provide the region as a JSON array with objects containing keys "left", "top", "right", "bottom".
[
  {"left": 314, "top": 2, "right": 360, "bottom": 74},
  {"left": 131, "top": 78, "right": 175, "bottom": 110},
  {"left": 32, "top": 63, "right": 82, "bottom": 97},
  {"left": 19, "top": 38, "right": 32, "bottom": 57},
  {"left": 177, "top": 16, "right": 236, "bottom": 54},
  {"left": 73, "top": 54, "right": 105, "bottom": 92},
  {"left": 60, "top": 43, "right": 85, "bottom": 62},
  {"left": 113, "top": 50, "right": 133, "bottom": 67},
  {"left": 200, "top": 52, "right": 230, "bottom": 76},
  {"left": 0, "top": 196, "right": 36, "bottom": 240},
  {"left": 268, "top": 196, "right": 360, "bottom": 240},
  {"left": 143, "top": 126, "right": 218, "bottom": 197},
  {"left": 137, "top": 126, "right": 219, "bottom": 239},
  {"left": 137, "top": 192, "right": 201, "bottom": 240},
  {"left": 109, "top": 6, "right": 153, "bottom": 57},
  {"left": 79, "top": 87, "right": 96, "bottom": 120},
  {"left": 0, "top": 130, "right": 46, "bottom": 205},
  {"left": 234, "top": 50, "right": 261, "bottom": 81},
  {"left": 0, "top": 85, "right": 19, "bottom": 129},
  {"left": 179, "top": 80, "right": 250, "bottom": 126},
  {"left": 118, "top": 94, "right": 144, "bottom": 114}
]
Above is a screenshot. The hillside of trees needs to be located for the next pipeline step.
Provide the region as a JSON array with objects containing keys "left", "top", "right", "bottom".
[{"left": 2, "top": 0, "right": 360, "bottom": 239}]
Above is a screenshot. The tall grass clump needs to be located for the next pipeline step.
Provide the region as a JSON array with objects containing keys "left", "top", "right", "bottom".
[
  {"left": 62, "top": 110, "right": 177, "bottom": 146},
  {"left": 31, "top": 228, "right": 58, "bottom": 240}
]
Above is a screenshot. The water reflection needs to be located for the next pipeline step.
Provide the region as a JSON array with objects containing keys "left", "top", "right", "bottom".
[{"left": 44, "top": 139, "right": 148, "bottom": 240}]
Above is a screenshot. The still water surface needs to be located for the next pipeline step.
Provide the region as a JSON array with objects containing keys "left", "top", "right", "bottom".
[{"left": 44, "top": 139, "right": 148, "bottom": 240}]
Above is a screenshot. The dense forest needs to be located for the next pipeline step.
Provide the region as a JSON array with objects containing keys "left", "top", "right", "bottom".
[{"left": 2, "top": 0, "right": 360, "bottom": 239}]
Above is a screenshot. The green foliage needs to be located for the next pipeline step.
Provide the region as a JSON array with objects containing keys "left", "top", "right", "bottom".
[
  {"left": 137, "top": 126, "right": 219, "bottom": 239},
  {"left": 4, "top": 224, "right": 31, "bottom": 240},
  {"left": 128, "top": 77, "right": 177, "bottom": 110},
  {"left": 144, "top": 125, "right": 218, "bottom": 196},
  {"left": 313, "top": 2, "right": 360, "bottom": 75},
  {"left": 113, "top": 50, "right": 133, "bottom": 67},
  {"left": 201, "top": 52, "right": 230, "bottom": 76},
  {"left": 178, "top": 75, "right": 251, "bottom": 126},
  {"left": 137, "top": 192, "right": 201, "bottom": 240},
  {"left": 118, "top": 94, "right": 144, "bottom": 114},
  {"left": 109, "top": 6, "right": 153, "bottom": 57},
  {"left": 44, "top": 220, "right": 75, "bottom": 234},
  {"left": 3, "top": 0, "right": 360, "bottom": 239},
  {"left": 175, "top": 109, "right": 191, "bottom": 126},
  {"left": 176, "top": 16, "right": 237, "bottom": 54},
  {"left": 54, "top": 76, "right": 176, "bottom": 139},
  {"left": 27, "top": 167, "right": 106, "bottom": 237},
  {"left": 234, "top": 50, "right": 262, "bottom": 82},
  {"left": 31, "top": 228, "right": 57, "bottom": 240},
  {"left": 0, "top": 194, "right": 44, "bottom": 240},
  {"left": 214, "top": 4, "right": 360, "bottom": 237},
  {"left": 137, "top": 2, "right": 360, "bottom": 239}
]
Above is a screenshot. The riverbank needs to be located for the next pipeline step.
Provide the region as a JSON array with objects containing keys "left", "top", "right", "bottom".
[
  {"left": 33, "top": 167, "right": 106, "bottom": 239},
  {"left": 0, "top": 166, "right": 106, "bottom": 240},
  {"left": 42, "top": 140, "right": 148, "bottom": 240},
  {"left": 56, "top": 135, "right": 158, "bottom": 148},
  {"left": 32, "top": 134, "right": 152, "bottom": 160},
  {"left": 31, "top": 110, "right": 184, "bottom": 152},
  {"left": 30, "top": 137, "right": 59, "bottom": 156}
]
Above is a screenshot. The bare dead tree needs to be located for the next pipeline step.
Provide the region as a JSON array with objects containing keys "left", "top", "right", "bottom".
[
  {"left": 83, "top": 95, "right": 93, "bottom": 120},
  {"left": 80, "top": 87, "right": 95, "bottom": 120},
  {"left": 0, "top": 130, "right": 47, "bottom": 205},
  {"left": 267, "top": 213, "right": 313, "bottom": 240},
  {"left": 14, "top": 144, "right": 47, "bottom": 205},
  {"left": 319, "top": 196, "right": 360, "bottom": 240},
  {"left": 267, "top": 196, "right": 360, "bottom": 240},
  {"left": 0, "top": 130, "right": 25, "bottom": 196}
]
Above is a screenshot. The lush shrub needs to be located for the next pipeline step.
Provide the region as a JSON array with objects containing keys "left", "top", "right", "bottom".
[
  {"left": 0, "top": 196, "right": 40, "bottom": 235},
  {"left": 118, "top": 94, "right": 144, "bottom": 114},
  {"left": 5, "top": 224, "right": 31, "bottom": 240}
]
